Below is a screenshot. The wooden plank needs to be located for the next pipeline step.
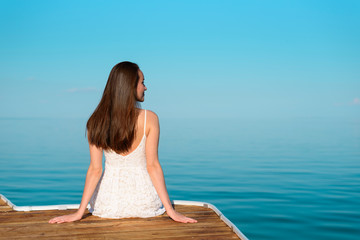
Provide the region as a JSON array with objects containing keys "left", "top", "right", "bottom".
[
  {"left": 0, "top": 202, "right": 241, "bottom": 240},
  {"left": 0, "top": 217, "right": 229, "bottom": 236},
  {"left": 0, "top": 223, "right": 230, "bottom": 237},
  {"left": 0, "top": 210, "right": 220, "bottom": 224},
  {"left": 0, "top": 198, "right": 13, "bottom": 212},
  {"left": 0, "top": 198, "right": 6, "bottom": 206}
]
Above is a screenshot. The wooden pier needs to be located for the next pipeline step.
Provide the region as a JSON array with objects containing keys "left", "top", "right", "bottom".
[{"left": 0, "top": 195, "right": 247, "bottom": 239}]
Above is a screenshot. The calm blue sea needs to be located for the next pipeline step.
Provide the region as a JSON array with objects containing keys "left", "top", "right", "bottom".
[{"left": 0, "top": 117, "right": 359, "bottom": 240}]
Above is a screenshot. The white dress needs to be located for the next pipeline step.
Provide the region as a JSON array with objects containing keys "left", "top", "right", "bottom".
[{"left": 89, "top": 110, "right": 166, "bottom": 218}]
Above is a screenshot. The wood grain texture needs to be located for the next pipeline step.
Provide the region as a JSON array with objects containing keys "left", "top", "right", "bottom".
[
  {"left": 0, "top": 202, "right": 240, "bottom": 240},
  {"left": 0, "top": 198, "right": 13, "bottom": 212}
]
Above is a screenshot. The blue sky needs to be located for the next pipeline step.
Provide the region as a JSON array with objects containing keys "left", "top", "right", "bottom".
[{"left": 0, "top": 0, "right": 359, "bottom": 119}]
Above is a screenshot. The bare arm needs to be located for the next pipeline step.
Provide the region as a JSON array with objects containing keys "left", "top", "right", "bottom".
[
  {"left": 145, "top": 111, "right": 197, "bottom": 223},
  {"left": 49, "top": 140, "right": 103, "bottom": 224}
]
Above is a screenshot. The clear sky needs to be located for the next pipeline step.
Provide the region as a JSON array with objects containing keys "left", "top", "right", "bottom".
[{"left": 0, "top": 0, "right": 359, "bottom": 119}]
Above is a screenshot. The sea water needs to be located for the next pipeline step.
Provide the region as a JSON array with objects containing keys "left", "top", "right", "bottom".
[{"left": 0, "top": 117, "right": 359, "bottom": 240}]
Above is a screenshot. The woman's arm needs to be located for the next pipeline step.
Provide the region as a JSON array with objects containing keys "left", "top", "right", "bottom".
[
  {"left": 49, "top": 140, "right": 103, "bottom": 224},
  {"left": 145, "top": 111, "right": 197, "bottom": 223}
]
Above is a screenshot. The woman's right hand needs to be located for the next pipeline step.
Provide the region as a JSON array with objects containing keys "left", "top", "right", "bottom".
[
  {"left": 167, "top": 210, "right": 197, "bottom": 223},
  {"left": 48, "top": 212, "right": 82, "bottom": 224}
]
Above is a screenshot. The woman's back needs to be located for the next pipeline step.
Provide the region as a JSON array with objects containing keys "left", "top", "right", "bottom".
[
  {"left": 103, "top": 109, "right": 147, "bottom": 167},
  {"left": 90, "top": 109, "right": 166, "bottom": 218},
  {"left": 117, "top": 109, "right": 147, "bottom": 156}
]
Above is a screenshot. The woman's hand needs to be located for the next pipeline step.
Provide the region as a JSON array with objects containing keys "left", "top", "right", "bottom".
[
  {"left": 48, "top": 141, "right": 102, "bottom": 225},
  {"left": 48, "top": 212, "right": 82, "bottom": 224},
  {"left": 167, "top": 210, "right": 197, "bottom": 223}
]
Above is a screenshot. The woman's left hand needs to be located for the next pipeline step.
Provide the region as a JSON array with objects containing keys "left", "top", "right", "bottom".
[{"left": 48, "top": 212, "right": 82, "bottom": 224}]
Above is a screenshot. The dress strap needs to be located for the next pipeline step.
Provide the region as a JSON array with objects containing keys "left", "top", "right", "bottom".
[{"left": 143, "top": 109, "right": 147, "bottom": 136}]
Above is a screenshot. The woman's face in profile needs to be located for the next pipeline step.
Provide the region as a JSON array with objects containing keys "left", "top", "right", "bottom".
[{"left": 136, "top": 70, "right": 147, "bottom": 102}]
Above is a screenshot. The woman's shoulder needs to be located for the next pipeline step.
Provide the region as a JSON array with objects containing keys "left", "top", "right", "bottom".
[
  {"left": 142, "top": 109, "right": 160, "bottom": 137},
  {"left": 144, "top": 109, "right": 159, "bottom": 124}
]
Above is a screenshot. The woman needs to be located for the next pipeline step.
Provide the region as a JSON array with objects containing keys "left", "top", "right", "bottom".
[{"left": 49, "top": 61, "right": 197, "bottom": 224}]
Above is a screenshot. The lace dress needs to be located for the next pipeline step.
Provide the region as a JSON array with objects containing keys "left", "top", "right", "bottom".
[{"left": 89, "top": 110, "right": 165, "bottom": 218}]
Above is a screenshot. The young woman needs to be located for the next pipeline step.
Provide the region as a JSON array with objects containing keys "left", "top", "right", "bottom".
[{"left": 49, "top": 61, "right": 197, "bottom": 224}]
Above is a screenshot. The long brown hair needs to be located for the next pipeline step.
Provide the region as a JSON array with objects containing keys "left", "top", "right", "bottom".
[{"left": 86, "top": 61, "right": 140, "bottom": 153}]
